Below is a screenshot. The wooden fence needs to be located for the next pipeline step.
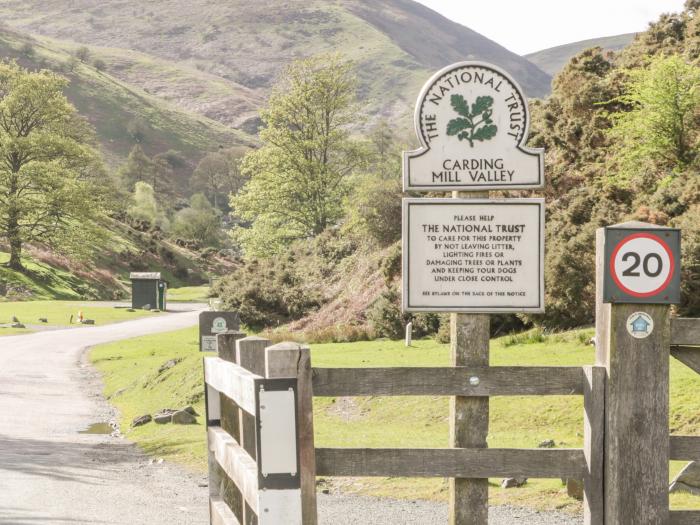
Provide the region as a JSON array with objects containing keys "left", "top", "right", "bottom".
[{"left": 204, "top": 321, "right": 700, "bottom": 525}]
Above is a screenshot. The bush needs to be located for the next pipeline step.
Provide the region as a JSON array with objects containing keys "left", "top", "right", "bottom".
[{"left": 367, "top": 287, "right": 409, "bottom": 339}]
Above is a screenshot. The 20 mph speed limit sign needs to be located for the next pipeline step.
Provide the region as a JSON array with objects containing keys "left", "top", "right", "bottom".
[{"left": 603, "top": 225, "right": 681, "bottom": 304}]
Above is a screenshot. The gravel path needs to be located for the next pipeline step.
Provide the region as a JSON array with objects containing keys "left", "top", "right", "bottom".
[{"left": 318, "top": 494, "right": 582, "bottom": 525}]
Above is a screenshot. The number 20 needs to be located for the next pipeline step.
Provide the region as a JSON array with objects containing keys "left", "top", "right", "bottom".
[{"left": 621, "top": 252, "right": 663, "bottom": 278}]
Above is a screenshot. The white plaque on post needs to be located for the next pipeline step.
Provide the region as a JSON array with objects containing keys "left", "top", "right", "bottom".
[
  {"left": 403, "top": 62, "right": 544, "bottom": 191},
  {"left": 403, "top": 198, "right": 545, "bottom": 313}
]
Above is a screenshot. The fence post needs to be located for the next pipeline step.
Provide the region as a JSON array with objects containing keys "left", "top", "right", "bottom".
[
  {"left": 582, "top": 366, "right": 605, "bottom": 525},
  {"left": 266, "top": 342, "right": 317, "bottom": 525},
  {"left": 595, "top": 226, "right": 671, "bottom": 524}
]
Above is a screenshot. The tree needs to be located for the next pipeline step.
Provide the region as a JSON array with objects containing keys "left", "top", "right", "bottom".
[
  {"left": 118, "top": 145, "right": 172, "bottom": 194},
  {"left": 93, "top": 59, "right": 107, "bottom": 72},
  {"left": 608, "top": 55, "right": 700, "bottom": 185},
  {"left": 0, "top": 62, "right": 105, "bottom": 270},
  {"left": 191, "top": 152, "right": 229, "bottom": 210},
  {"left": 127, "top": 181, "right": 168, "bottom": 230},
  {"left": 171, "top": 193, "right": 221, "bottom": 247},
  {"left": 230, "top": 54, "right": 361, "bottom": 256},
  {"left": 75, "top": 46, "right": 91, "bottom": 63}
]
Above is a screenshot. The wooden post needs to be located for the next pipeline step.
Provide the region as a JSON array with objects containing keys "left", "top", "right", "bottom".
[
  {"left": 595, "top": 227, "right": 670, "bottom": 524},
  {"left": 449, "top": 185, "right": 490, "bottom": 525},
  {"left": 214, "top": 331, "right": 247, "bottom": 524},
  {"left": 266, "top": 342, "right": 318, "bottom": 525},
  {"left": 583, "top": 366, "right": 605, "bottom": 525}
]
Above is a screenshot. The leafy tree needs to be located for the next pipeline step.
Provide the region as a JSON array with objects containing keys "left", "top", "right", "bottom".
[
  {"left": 0, "top": 62, "right": 105, "bottom": 271},
  {"left": 118, "top": 145, "right": 172, "bottom": 194},
  {"left": 608, "top": 55, "right": 700, "bottom": 184},
  {"left": 75, "top": 46, "right": 91, "bottom": 63},
  {"left": 127, "top": 181, "right": 168, "bottom": 230},
  {"left": 231, "top": 54, "right": 361, "bottom": 256},
  {"left": 171, "top": 193, "right": 221, "bottom": 247},
  {"left": 191, "top": 152, "right": 229, "bottom": 210}
]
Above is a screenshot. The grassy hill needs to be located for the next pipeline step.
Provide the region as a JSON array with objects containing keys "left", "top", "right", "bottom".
[
  {"left": 0, "top": 25, "right": 253, "bottom": 186},
  {"left": 0, "top": 0, "right": 552, "bottom": 142},
  {"left": 525, "top": 33, "right": 637, "bottom": 76}
]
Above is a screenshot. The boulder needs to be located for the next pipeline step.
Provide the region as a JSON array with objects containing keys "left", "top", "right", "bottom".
[
  {"left": 154, "top": 409, "right": 177, "bottom": 424},
  {"left": 172, "top": 410, "right": 197, "bottom": 425},
  {"left": 183, "top": 406, "right": 199, "bottom": 416},
  {"left": 538, "top": 439, "right": 556, "bottom": 448},
  {"left": 566, "top": 478, "right": 584, "bottom": 500},
  {"left": 501, "top": 477, "right": 527, "bottom": 488},
  {"left": 11, "top": 322, "right": 25, "bottom": 329},
  {"left": 131, "top": 414, "right": 152, "bottom": 428},
  {"left": 158, "top": 358, "right": 182, "bottom": 374},
  {"left": 670, "top": 462, "right": 700, "bottom": 495}
]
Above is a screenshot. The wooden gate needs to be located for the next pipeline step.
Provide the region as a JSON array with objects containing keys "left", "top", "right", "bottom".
[{"left": 204, "top": 226, "right": 700, "bottom": 524}]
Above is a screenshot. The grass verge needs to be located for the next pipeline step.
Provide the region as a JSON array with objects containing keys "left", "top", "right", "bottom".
[{"left": 91, "top": 327, "right": 700, "bottom": 512}]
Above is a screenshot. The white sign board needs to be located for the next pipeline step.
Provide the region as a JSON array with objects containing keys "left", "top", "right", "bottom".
[
  {"left": 201, "top": 335, "right": 218, "bottom": 352},
  {"left": 403, "top": 62, "right": 543, "bottom": 191},
  {"left": 403, "top": 199, "right": 544, "bottom": 313}
]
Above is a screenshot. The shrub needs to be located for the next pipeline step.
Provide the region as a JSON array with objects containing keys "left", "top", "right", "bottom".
[{"left": 367, "top": 287, "right": 409, "bottom": 340}]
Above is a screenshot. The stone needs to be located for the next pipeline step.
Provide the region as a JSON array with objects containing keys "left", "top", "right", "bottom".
[
  {"left": 142, "top": 304, "right": 151, "bottom": 311},
  {"left": 183, "top": 406, "right": 199, "bottom": 416},
  {"left": 538, "top": 439, "right": 556, "bottom": 448},
  {"left": 501, "top": 477, "right": 527, "bottom": 488},
  {"left": 171, "top": 410, "right": 197, "bottom": 425},
  {"left": 670, "top": 461, "right": 700, "bottom": 495},
  {"left": 81, "top": 319, "right": 95, "bottom": 325},
  {"left": 11, "top": 322, "right": 25, "bottom": 329},
  {"left": 566, "top": 478, "right": 584, "bottom": 500},
  {"left": 158, "top": 358, "right": 182, "bottom": 374},
  {"left": 131, "top": 414, "right": 152, "bottom": 428},
  {"left": 38, "top": 317, "right": 48, "bottom": 323},
  {"left": 154, "top": 409, "right": 177, "bottom": 424}
]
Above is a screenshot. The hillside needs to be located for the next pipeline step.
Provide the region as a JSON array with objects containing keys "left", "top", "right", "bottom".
[
  {"left": 525, "top": 33, "right": 637, "bottom": 76},
  {"left": 0, "top": 25, "right": 253, "bottom": 187},
  {"left": 0, "top": 0, "right": 552, "bottom": 139}
]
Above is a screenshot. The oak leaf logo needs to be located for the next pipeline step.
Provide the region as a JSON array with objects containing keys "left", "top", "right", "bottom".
[{"left": 446, "top": 94, "right": 498, "bottom": 147}]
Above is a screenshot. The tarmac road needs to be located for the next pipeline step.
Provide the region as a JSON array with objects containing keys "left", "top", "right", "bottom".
[{"left": 0, "top": 309, "right": 210, "bottom": 525}]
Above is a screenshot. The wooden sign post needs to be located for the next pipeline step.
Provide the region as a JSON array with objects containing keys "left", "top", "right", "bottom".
[
  {"left": 403, "top": 62, "right": 545, "bottom": 525},
  {"left": 595, "top": 222, "right": 681, "bottom": 524}
]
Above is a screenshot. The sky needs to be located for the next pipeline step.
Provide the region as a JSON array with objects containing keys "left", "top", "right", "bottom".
[{"left": 414, "top": 0, "right": 688, "bottom": 55}]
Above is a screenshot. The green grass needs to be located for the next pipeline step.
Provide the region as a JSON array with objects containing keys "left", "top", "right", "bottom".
[
  {"left": 91, "top": 327, "right": 700, "bottom": 512},
  {"left": 0, "top": 300, "right": 159, "bottom": 329},
  {"left": 167, "top": 285, "right": 211, "bottom": 303}
]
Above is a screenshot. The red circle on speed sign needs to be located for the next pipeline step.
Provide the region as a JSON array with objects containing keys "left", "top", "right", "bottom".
[{"left": 610, "top": 233, "right": 675, "bottom": 298}]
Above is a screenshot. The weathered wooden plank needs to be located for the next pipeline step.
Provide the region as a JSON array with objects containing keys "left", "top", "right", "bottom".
[
  {"left": 315, "top": 448, "right": 586, "bottom": 479},
  {"left": 311, "top": 366, "right": 584, "bottom": 397},
  {"left": 583, "top": 366, "right": 605, "bottom": 525},
  {"left": 450, "top": 309, "right": 489, "bottom": 525},
  {"left": 210, "top": 496, "right": 241, "bottom": 525},
  {"left": 669, "top": 510, "right": 700, "bottom": 525},
  {"left": 204, "top": 357, "right": 261, "bottom": 416},
  {"left": 671, "top": 346, "right": 700, "bottom": 375},
  {"left": 266, "top": 342, "right": 317, "bottom": 525},
  {"left": 671, "top": 318, "right": 700, "bottom": 347},
  {"left": 209, "top": 426, "right": 259, "bottom": 515},
  {"left": 670, "top": 436, "right": 700, "bottom": 461}
]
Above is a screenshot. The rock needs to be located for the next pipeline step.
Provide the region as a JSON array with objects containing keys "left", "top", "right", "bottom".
[
  {"left": 670, "top": 461, "right": 700, "bottom": 495},
  {"left": 158, "top": 358, "right": 182, "bottom": 374},
  {"left": 142, "top": 304, "right": 151, "bottom": 311},
  {"left": 588, "top": 336, "right": 596, "bottom": 346},
  {"left": 38, "top": 317, "right": 48, "bottom": 323},
  {"left": 501, "top": 477, "right": 527, "bottom": 488},
  {"left": 538, "top": 439, "right": 556, "bottom": 448},
  {"left": 81, "top": 319, "right": 95, "bottom": 325},
  {"left": 171, "top": 410, "right": 197, "bottom": 425},
  {"left": 183, "top": 406, "right": 199, "bottom": 416},
  {"left": 154, "top": 413, "right": 173, "bottom": 424},
  {"left": 566, "top": 478, "right": 584, "bottom": 500},
  {"left": 11, "top": 322, "right": 25, "bottom": 329},
  {"left": 131, "top": 414, "right": 152, "bottom": 428}
]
